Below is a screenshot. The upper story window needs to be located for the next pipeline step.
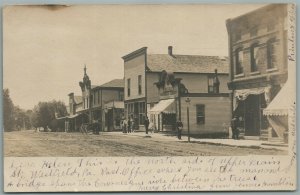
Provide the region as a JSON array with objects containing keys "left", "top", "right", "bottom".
[
  {"left": 196, "top": 104, "right": 205, "bottom": 125},
  {"left": 235, "top": 48, "right": 244, "bottom": 75},
  {"left": 267, "top": 38, "right": 277, "bottom": 69},
  {"left": 250, "top": 43, "right": 259, "bottom": 72},
  {"left": 208, "top": 76, "right": 214, "bottom": 93},
  {"left": 208, "top": 74, "right": 220, "bottom": 94},
  {"left": 138, "top": 75, "right": 142, "bottom": 95},
  {"left": 127, "top": 78, "right": 131, "bottom": 97}
]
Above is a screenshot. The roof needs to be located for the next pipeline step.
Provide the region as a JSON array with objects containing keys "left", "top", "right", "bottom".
[
  {"left": 146, "top": 54, "right": 228, "bottom": 74},
  {"left": 74, "top": 96, "right": 82, "bottom": 104},
  {"left": 99, "top": 79, "right": 124, "bottom": 88}
]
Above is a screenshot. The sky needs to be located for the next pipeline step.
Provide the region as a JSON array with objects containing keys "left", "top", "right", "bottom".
[{"left": 3, "top": 4, "right": 266, "bottom": 110}]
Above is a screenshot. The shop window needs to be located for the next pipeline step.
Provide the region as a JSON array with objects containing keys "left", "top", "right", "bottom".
[
  {"left": 98, "top": 91, "right": 100, "bottom": 104},
  {"left": 235, "top": 48, "right": 244, "bottom": 75},
  {"left": 139, "top": 102, "right": 145, "bottom": 125},
  {"left": 138, "top": 75, "right": 142, "bottom": 95},
  {"left": 127, "top": 78, "right": 131, "bottom": 97},
  {"left": 119, "top": 91, "right": 124, "bottom": 101},
  {"left": 196, "top": 104, "right": 205, "bottom": 124},
  {"left": 250, "top": 43, "right": 259, "bottom": 72},
  {"left": 267, "top": 38, "right": 277, "bottom": 69}
]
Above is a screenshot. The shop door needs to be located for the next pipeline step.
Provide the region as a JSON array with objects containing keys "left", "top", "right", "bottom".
[
  {"left": 106, "top": 109, "right": 114, "bottom": 131},
  {"left": 244, "top": 95, "right": 260, "bottom": 136}
]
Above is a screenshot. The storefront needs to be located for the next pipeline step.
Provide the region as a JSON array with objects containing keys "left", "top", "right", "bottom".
[
  {"left": 233, "top": 87, "right": 271, "bottom": 138},
  {"left": 148, "top": 98, "right": 176, "bottom": 131}
]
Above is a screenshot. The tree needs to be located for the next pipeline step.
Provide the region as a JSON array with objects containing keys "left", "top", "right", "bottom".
[
  {"left": 3, "top": 89, "right": 15, "bottom": 131},
  {"left": 14, "top": 106, "right": 32, "bottom": 130},
  {"left": 32, "top": 100, "right": 67, "bottom": 131}
]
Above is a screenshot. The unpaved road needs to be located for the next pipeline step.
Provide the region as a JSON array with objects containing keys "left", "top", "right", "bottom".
[{"left": 4, "top": 130, "right": 287, "bottom": 157}]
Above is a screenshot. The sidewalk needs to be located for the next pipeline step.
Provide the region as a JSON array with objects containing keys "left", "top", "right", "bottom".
[{"left": 111, "top": 131, "right": 288, "bottom": 152}]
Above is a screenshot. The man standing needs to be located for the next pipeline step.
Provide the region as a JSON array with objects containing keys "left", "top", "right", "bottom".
[
  {"left": 144, "top": 116, "right": 150, "bottom": 134},
  {"left": 231, "top": 116, "right": 239, "bottom": 139},
  {"left": 176, "top": 119, "right": 183, "bottom": 140}
]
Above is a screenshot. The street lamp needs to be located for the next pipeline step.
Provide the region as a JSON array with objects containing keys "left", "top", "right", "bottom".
[{"left": 185, "top": 97, "right": 191, "bottom": 142}]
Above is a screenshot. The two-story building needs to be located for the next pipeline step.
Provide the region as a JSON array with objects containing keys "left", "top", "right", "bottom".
[
  {"left": 90, "top": 79, "right": 124, "bottom": 131},
  {"left": 122, "top": 46, "right": 231, "bottom": 136},
  {"left": 226, "top": 4, "right": 289, "bottom": 141},
  {"left": 66, "top": 66, "right": 124, "bottom": 132}
]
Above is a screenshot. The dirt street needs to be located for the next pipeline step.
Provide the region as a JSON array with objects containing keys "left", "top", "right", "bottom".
[{"left": 4, "top": 130, "right": 286, "bottom": 157}]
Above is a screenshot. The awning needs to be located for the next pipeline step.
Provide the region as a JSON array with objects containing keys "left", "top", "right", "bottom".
[
  {"left": 104, "top": 101, "right": 124, "bottom": 109},
  {"left": 148, "top": 99, "right": 176, "bottom": 114},
  {"left": 263, "top": 81, "right": 294, "bottom": 116},
  {"left": 235, "top": 87, "right": 267, "bottom": 101},
  {"left": 67, "top": 114, "right": 80, "bottom": 119}
]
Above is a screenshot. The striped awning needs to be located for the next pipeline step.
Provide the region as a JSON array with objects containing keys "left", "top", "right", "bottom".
[
  {"left": 263, "top": 81, "right": 294, "bottom": 116},
  {"left": 148, "top": 99, "right": 176, "bottom": 114}
]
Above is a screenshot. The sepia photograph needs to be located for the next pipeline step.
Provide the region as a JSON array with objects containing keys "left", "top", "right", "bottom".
[{"left": 3, "top": 3, "right": 296, "bottom": 192}]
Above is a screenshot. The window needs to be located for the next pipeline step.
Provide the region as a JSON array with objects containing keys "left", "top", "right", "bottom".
[
  {"left": 119, "top": 91, "right": 124, "bottom": 101},
  {"left": 208, "top": 74, "right": 220, "bottom": 93},
  {"left": 250, "top": 43, "right": 259, "bottom": 72},
  {"left": 208, "top": 76, "right": 214, "bottom": 93},
  {"left": 127, "top": 78, "right": 131, "bottom": 97},
  {"left": 196, "top": 105, "right": 205, "bottom": 124},
  {"left": 138, "top": 75, "right": 142, "bottom": 95},
  {"left": 267, "top": 38, "right": 277, "bottom": 69},
  {"left": 98, "top": 91, "right": 100, "bottom": 104},
  {"left": 138, "top": 102, "right": 145, "bottom": 125},
  {"left": 235, "top": 48, "right": 244, "bottom": 75}
]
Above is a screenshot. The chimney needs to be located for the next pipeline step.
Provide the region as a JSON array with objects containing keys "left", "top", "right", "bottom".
[{"left": 168, "top": 46, "right": 173, "bottom": 56}]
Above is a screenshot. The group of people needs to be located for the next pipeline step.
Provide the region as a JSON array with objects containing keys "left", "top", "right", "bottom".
[{"left": 121, "top": 117, "right": 135, "bottom": 133}]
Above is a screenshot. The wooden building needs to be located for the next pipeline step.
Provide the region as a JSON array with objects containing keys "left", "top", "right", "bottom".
[
  {"left": 66, "top": 66, "right": 124, "bottom": 132},
  {"left": 226, "top": 4, "right": 288, "bottom": 141},
  {"left": 122, "top": 46, "right": 231, "bottom": 136}
]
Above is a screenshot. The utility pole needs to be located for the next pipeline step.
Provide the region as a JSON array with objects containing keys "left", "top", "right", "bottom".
[{"left": 185, "top": 98, "right": 191, "bottom": 142}]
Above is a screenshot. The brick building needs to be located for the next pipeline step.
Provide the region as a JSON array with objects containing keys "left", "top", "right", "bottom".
[
  {"left": 122, "top": 46, "right": 231, "bottom": 136},
  {"left": 226, "top": 4, "right": 288, "bottom": 141}
]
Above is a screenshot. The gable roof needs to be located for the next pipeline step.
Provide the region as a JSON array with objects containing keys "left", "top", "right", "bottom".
[
  {"left": 99, "top": 79, "right": 124, "bottom": 88},
  {"left": 147, "top": 54, "right": 229, "bottom": 74}
]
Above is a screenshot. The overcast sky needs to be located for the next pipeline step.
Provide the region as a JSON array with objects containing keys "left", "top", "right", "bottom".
[{"left": 3, "top": 4, "right": 266, "bottom": 110}]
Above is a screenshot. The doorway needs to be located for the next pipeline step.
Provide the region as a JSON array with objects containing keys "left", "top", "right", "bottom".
[{"left": 244, "top": 95, "right": 261, "bottom": 136}]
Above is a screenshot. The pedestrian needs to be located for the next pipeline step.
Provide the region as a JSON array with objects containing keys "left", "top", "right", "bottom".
[
  {"left": 231, "top": 115, "right": 239, "bottom": 140},
  {"left": 95, "top": 120, "right": 100, "bottom": 135},
  {"left": 176, "top": 119, "right": 183, "bottom": 140},
  {"left": 122, "top": 119, "right": 127, "bottom": 133},
  {"left": 144, "top": 116, "right": 150, "bottom": 134},
  {"left": 127, "top": 117, "right": 131, "bottom": 133},
  {"left": 131, "top": 117, "right": 135, "bottom": 133}
]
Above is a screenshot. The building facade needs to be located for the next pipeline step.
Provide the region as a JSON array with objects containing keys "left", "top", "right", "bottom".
[
  {"left": 226, "top": 4, "right": 288, "bottom": 141},
  {"left": 66, "top": 67, "right": 124, "bottom": 132},
  {"left": 123, "top": 46, "right": 231, "bottom": 136}
]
